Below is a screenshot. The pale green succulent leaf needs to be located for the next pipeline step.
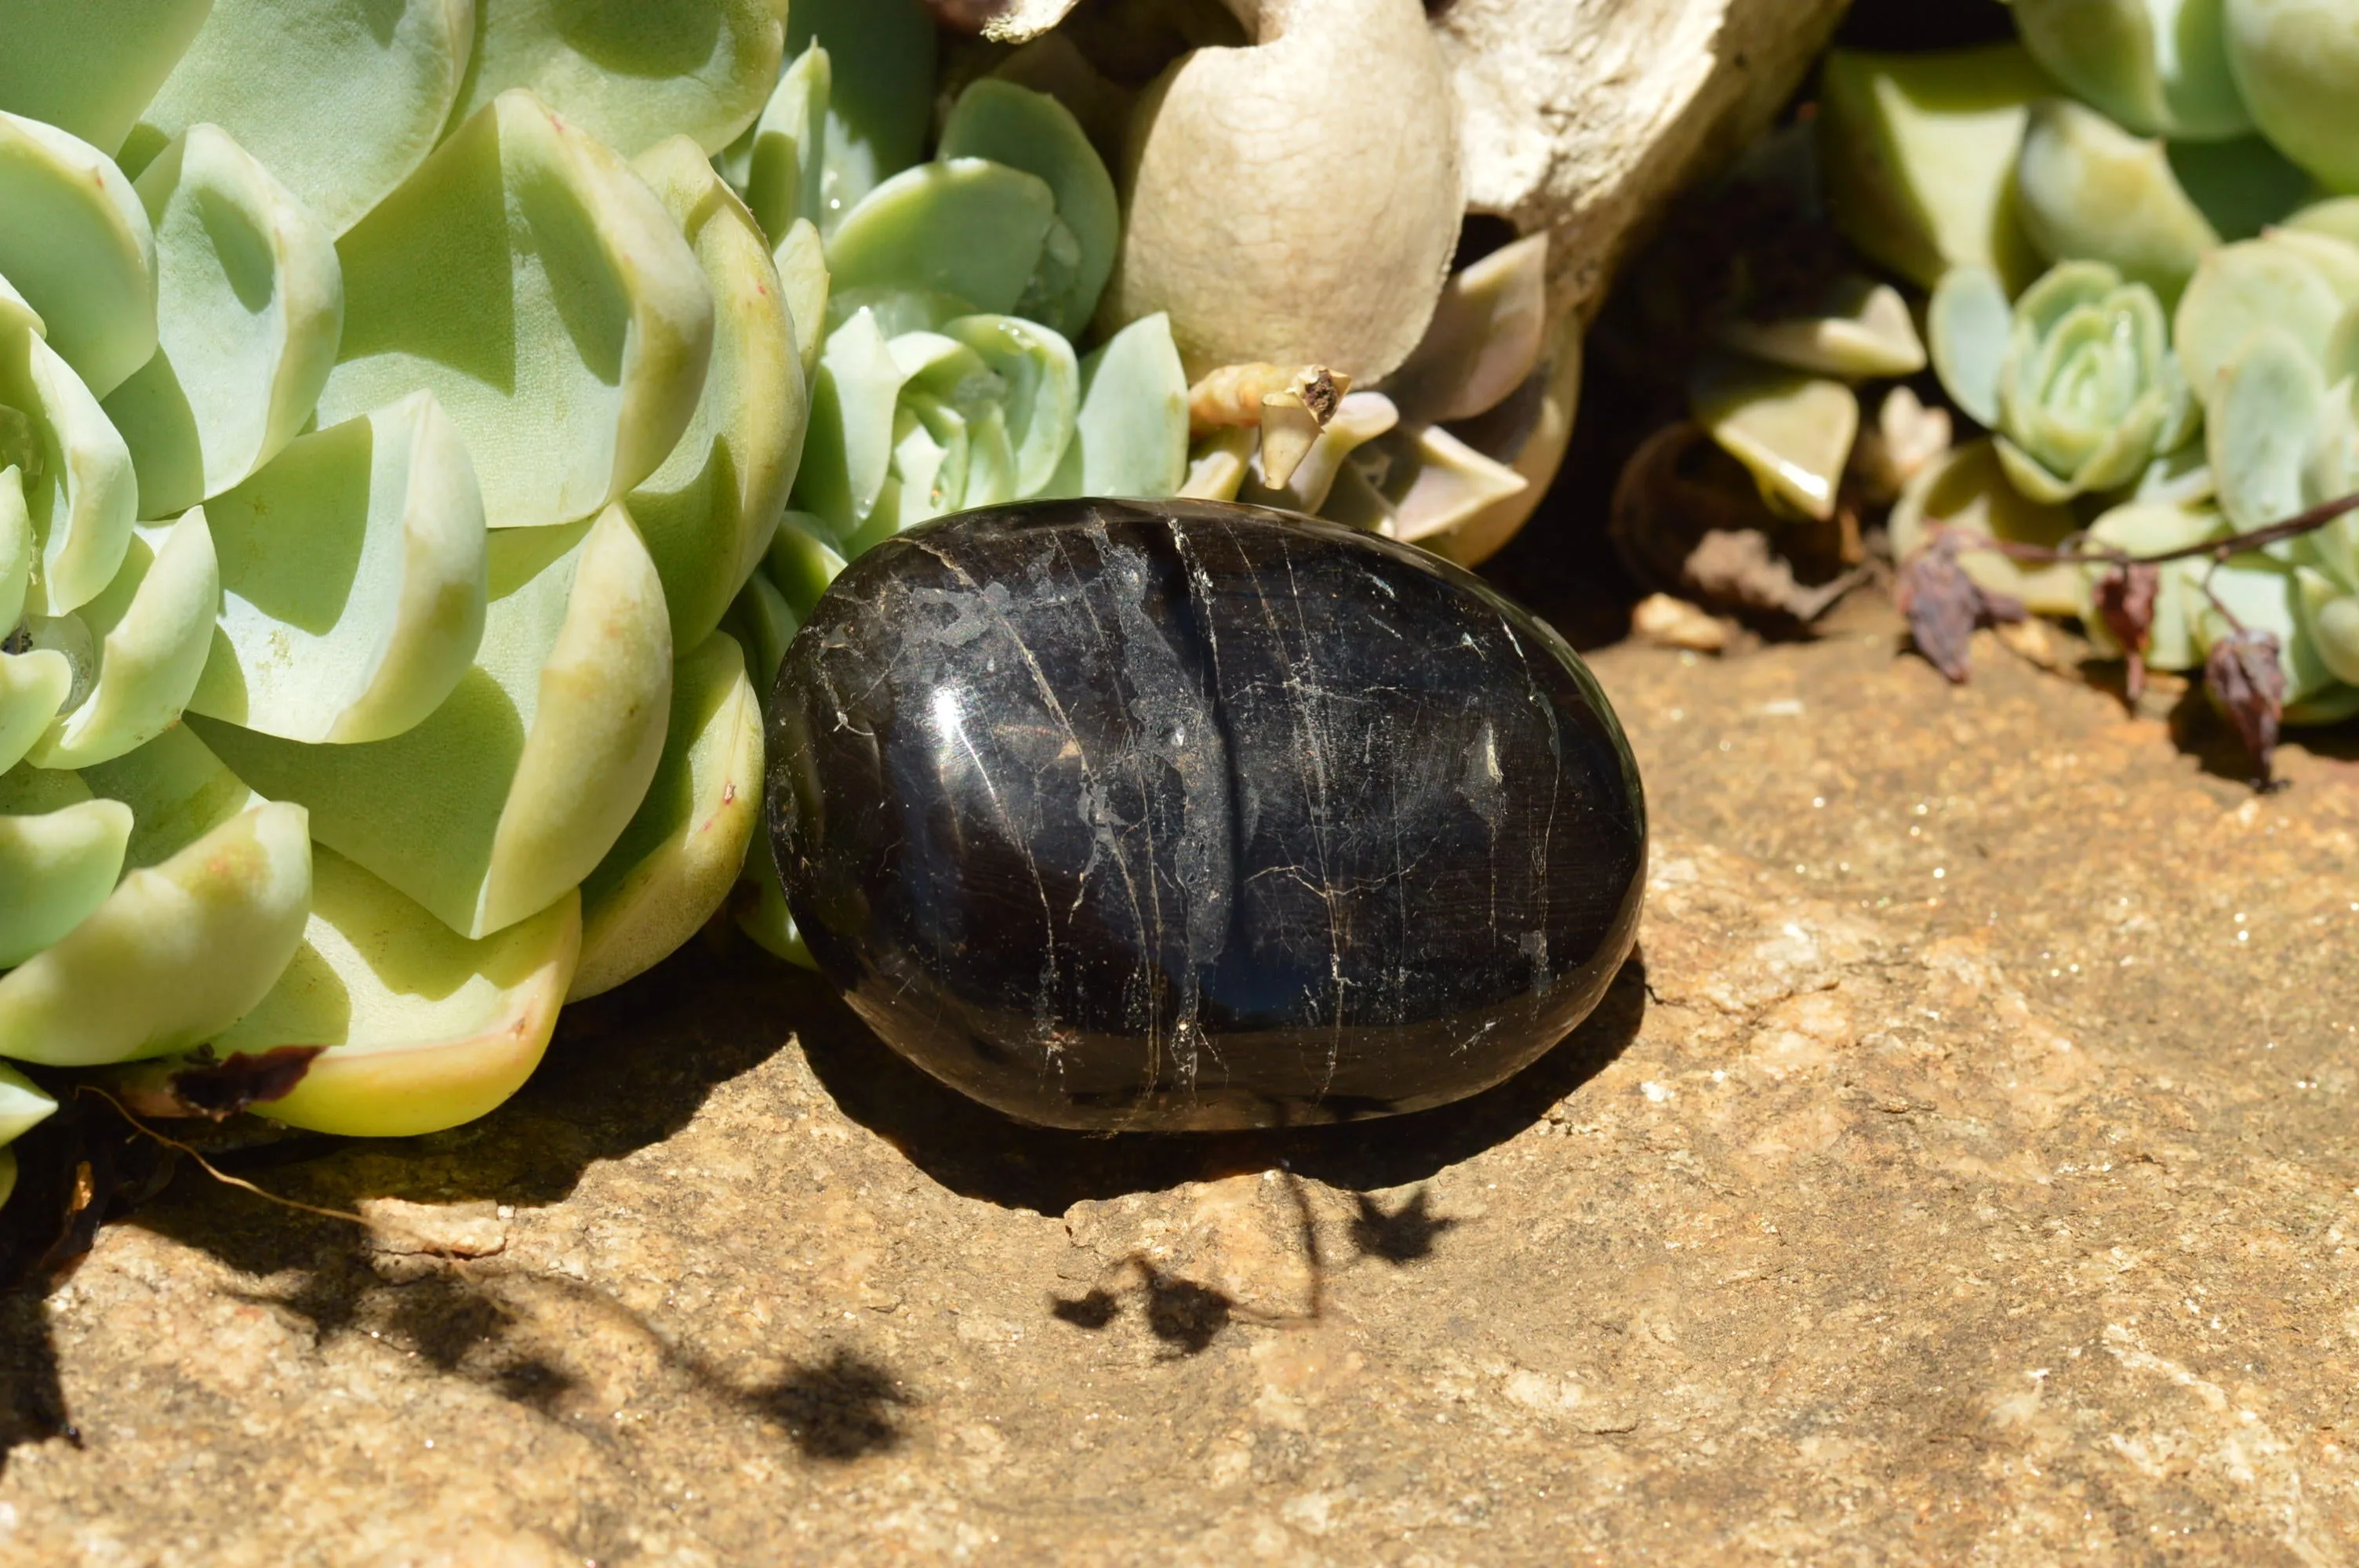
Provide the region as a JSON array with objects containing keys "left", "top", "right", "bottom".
[
  {"left": 939, "top": 79, "right": 1120, "bottom": 340},
  {"left": 1361, "top": 423, "right": 1532, "bottom": 545},
  {"left": 938, "top": 314, "right": 1078, "bottom": 499},
  {"left": 2264, "top": 228, "right": 2359, "bottom": 306},
  {"left": 320, "top": 89, "right": 716, "bottom": 532},
  {"left": 2286, "top": 197, "right": 2359, "bottom": 248},
  {"left": 191, "top": 390, "right": 488, "bottom": 744},
  {"left": 0, "top": 329, "right": 138, "bottom": 616},
  {"left": 1384, "top": 232, "right": 1550, "bottom": 425},
  {"left": 2311, "top": 592, "right": 2359, "bottom": 685},
  {"left": 1690, "top": 357, "right": 1859, "bottom": 522},
  {"left": 1928, "top": 265, "right": 2014, "bottom": 427},
  {"left": 0, "top": 798, "right": 133, "bottom": 968},
  {"left": 193, "top": 503, "right": 671, "bottom": 939},
  {"left": 765, "top": 511, "right": 845, "bottom": 620},
  {"left": 627, "top": 136, "right": 808, "bottom": 650},
  {"left": 0, "top": 1061, "right": 55, "bottom": 1151},
  {"left": 78, "top": 723, "right": 260, "bottom": 868},
  {"left": 2176, "top": 238, "right": 2347, "bottom": 392},
  {"left": 733, "top": 840, "right": 812, "bottom": 967},
  {"left": 27, "top": 510, "right": 219, "bottom": 770},
  {"left": 1718, "top": 274, "right": 1926, "bottom": 382},
  {"left": 449, "top": 0, "right": 788, "bottom": 160},
  {"left": 2208, "top": 325, "right": 2325, "bottom": 533},
  {"left": 206, "top": 848, "right": 578, "bottom": 1137},
  {"left": 104, "top": 124, "right": 345, "bottom": 519},
  {"left": 0, "top": 111, "right": 159, "bottom": 398},
  {"left": 727, "top": 568, "right": 798, "bottom": 701},
  {"left": 728, "top": 40, "right": 829, "bottom": 241},
  {"left": 790, "top": 307, "right": 911, "bottom": 541},
  {"left": 1992, "top": 435, "right": 2082, "bottom": 504},
  {"left": 0, "top": 461, "right": 27, "bottom": 623},
  {"left": 787, "top": 0, "right": 935, "bottom": 232},
  {"left": 1816, "top": 45, "right": 2050, "bottom": 292},
  {"left": 0, "top": 651, "right": 68, "bottom": 775},
  {"left": 0, "top": 799, "right": 311, "bottom": 1067},
  {"left": 2012, "top": 0, "right": 2251, "bottom": 140},
  {"left": 2165, "top": 136, "right": 2313, "bottom": 242},
  {"left": 572, "top": 630, "right": 761, "bottom": 1000},
  {"left": 1179, "top": 427, "right": 1254, "bottom": 506},
  {"left": 1038, "top": 312, "right": 1190, "bottom": 502},
  {"left": 128, "top": 0, "right": 476, "bottom": 237},
  {"left": 2013, "top": 97, "right": 2218, "bottom": 300},
  {"left": 772, "top": 216, "right": 828, "bottom": 384},
  {"left": 0, "top": 0, "right": 214, "bottom": 158},
  {"left": 2225, "top": 0, "right": 2359, "bottom": 192},
  {"left": 825, "top": 160, "right": 1058, "bottom": 322},
  {"left": 1891, "top": 438, "right": 2084, "bottom": 615}
]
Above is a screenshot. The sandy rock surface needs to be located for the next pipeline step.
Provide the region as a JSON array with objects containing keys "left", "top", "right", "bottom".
[{"left": 3, "top": 598, "right": 2356, "bottom": 1566}]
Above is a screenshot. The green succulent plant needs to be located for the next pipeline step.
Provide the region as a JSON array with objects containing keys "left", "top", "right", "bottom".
[
  {"left": 1930, "top": 259, "right": 2197, "bottom": 502},
  {"left": 0, "top": 0, "right": 838, "bottom": 1176}
]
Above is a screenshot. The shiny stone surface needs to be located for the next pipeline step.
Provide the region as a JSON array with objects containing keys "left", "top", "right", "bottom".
[{"left": 769, "top": 498, "right": 1646, "bottom": 1130}]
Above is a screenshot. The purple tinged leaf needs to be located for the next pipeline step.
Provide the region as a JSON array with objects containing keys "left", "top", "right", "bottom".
[{"left": 2095, "top": 562, "right": 2161, "bottom": 702}]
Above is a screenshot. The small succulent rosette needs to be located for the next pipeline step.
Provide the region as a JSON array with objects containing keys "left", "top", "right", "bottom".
[{"left": 1930, "top": 260, "right": 2198, "bottom": 504}]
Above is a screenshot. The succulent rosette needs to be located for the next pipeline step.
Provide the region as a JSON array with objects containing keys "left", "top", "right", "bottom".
[
  {"left": 0, "top": 0, "right": 838, "bottom": 1169},
  {"left": 1930, "top": 260, "right": 2197, "bottom": 503}
]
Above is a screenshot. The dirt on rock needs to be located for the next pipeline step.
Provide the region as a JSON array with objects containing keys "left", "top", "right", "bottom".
[{"left": 3, "top": 596, "right": 2357, "bottom": 1566}]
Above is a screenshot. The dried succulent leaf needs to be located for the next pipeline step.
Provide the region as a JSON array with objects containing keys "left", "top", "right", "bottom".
[
  {"left": 2094, "top": 562, "right": 2162, "bottom": 700},
  {"left": 1899, "top": 531, "right": 2025, "bottom": 684},
  {"left": 1103, "top": 0, "right": 1462, "bottom": 382},
  {"left": 2206, "top": 626, "right": 2286, "bottom": 782}
]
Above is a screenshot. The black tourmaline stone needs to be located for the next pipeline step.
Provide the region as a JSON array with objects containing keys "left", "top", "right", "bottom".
[{"left": 769, "top": 499, "right": 1646, "bottom": 1131}]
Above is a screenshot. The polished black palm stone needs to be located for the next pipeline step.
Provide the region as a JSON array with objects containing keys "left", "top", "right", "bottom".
[{"left": 768, "top": 498, "right": 1646, "bottom": 1131}]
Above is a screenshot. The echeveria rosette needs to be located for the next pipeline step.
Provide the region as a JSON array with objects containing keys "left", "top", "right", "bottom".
[
  {"left": 771, "top": 65, "right": 1187, "bottom": 556},
  {"left": 1931, "top": 260, "right": 2198, "bottom": 503},
  {"left": 0, "top": 0, "right": 816, "bottom": 1174}
]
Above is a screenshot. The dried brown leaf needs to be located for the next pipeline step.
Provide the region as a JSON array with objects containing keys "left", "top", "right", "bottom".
[
  {"left": 1896, "top": 531, "right": 2022, "bottom": 683},
  {"left": 2205, "top": 629, "right": 2287, "bottom": 786},
  {"left": 165, "top": 1047, "right": 325, "bottom": 1120},
  {"left": 2094, "top": 563, "right": 2160, "bottom": 702}
]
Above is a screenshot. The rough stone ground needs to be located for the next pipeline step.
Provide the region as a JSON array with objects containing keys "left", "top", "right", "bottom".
[{"left": 3, "top": 590, "right": 2357, "bottom": 1566}]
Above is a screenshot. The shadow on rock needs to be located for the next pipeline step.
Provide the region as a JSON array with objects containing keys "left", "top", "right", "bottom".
[{"left": 795, "top": 954, "right": 1649, "bottom": 1215}]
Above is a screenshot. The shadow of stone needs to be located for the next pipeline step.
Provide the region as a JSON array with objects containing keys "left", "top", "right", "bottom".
[
  {"left": 0, "top": 1288, "right": 75, "bottom": 1477},
  {"left": 798, "top": 955, "right": 1648, "bottom": 1216}
]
